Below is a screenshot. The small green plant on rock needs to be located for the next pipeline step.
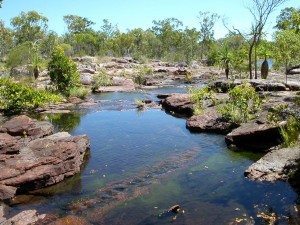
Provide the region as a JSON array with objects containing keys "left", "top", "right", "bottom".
[
  {"left": 135, "top": 99, "right": 145, "bottom": 109},
  {"left": 92, "top": 68, "right": 112, "bottom": 89},
  {"left": 266, "top": 104, "right": 288, "bottom": 125},
  {"left": 189, "top": 86, "right": 215, "bottom": 115},
  {"left": 280, "top": 116, "right": 300, "bottom": 147},
  {"left": 69, "top": 86, "right": 91, "bottom": 99},
  {"left": 218, "top": 83, "right": 262, "bottom": 124}
]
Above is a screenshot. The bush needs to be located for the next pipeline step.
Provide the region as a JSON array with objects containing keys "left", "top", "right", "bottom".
[
  {"left": 280, "top": 116, "right": 300, "bottom": 147},
  {"left": 48, "top": 46, "right": 80, "bottom": 96},
  {"left": 189, "top": 86, "right": 215, "bottom": 115},
  {"left": 218, "top": 83, "right": 262, "bottom": 124},
  {"left": 92, "top": 68, "right": 112, "bottom": 89},
  {"left": 0, "top": 78, "right": 62, "bottom": 115},
  {"left": 69, "top": 86, "right": 91, "bottom": 99}
]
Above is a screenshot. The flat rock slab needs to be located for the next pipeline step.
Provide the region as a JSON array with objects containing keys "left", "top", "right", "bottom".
[
  {"left": 186, "top": 106, "right": 235, "bottom": 134},
  {"left": 161, "top": 94, "right": 193, "bottom": 116},
  {"left": 225, "top": 121, "right": 282, "bottom": 151},
  {"left": 95, "top": 77, "right": 135, "bottom": 92},
  {"left": 1, "top": 210, "right": 46, "bottom": 225},
  {"left": 0, "top": 116, "right": 90, "bottom": 200},
  {"left": 245, "top": 147, "right": 300, "bottom": 181}
]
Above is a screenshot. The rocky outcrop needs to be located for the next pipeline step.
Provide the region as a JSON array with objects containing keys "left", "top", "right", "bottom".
[
  {"left": 0, "top": 116, "right": 90, "bottom": 200},
  {"left": 1, "top": 209, "right": 46, "bottom": 225},
  {"left": 161, "top": 94, "right": 193, "bottom": 116},
  {"left": 225, "top": 121, "right": 282, "bottom": 151},
  {"left": 186, "top": 106, "right": 236, "bottom": 134},
  {"left": 210, "top": 79, "right": 288, "bottom": 93},
  {"left": 94, "top": 76, "right": 135, "bottom": 92},
  {"left": 245, "top": 147, "right": 300, "bottom": 181}
]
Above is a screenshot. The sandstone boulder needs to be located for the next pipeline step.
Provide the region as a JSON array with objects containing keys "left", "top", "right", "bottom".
[
  {"left": 0, "top": 116, "right": 90, "bottom": 200},
  {"left": 161, "top": 94, "right": 193, "bottom": 116},
  {"left": 186, "top": 106, "right": 236, "bottom": 134},
  {"left": 245, "top": 147, "right": 300, "bottom": 181},
  {"left": 225, "top": 121, "right": 282, "bottom": 151}
]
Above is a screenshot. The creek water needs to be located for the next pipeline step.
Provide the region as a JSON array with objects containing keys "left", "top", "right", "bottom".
[{"left": 7, "top": 86, "right": 300, "bottom": 224}]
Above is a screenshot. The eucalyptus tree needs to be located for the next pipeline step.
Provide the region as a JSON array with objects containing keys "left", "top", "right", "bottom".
[
  {"left": 273, "top": 29, "right": 300, "bottom": 81},
  {"left": 230, "top": 0, "right": 288, "bottom": 79},
  {"left": 11, "top": 11, "right": 48, "bottom": 45},
  {"left": 151, "top": 18, "right": 184, "bottom": 59},
  {"left": 197, "top": 11, "right": 220, "bottom": 60},
  {"left": 275, "top": 7, "right": 300, "bottom": 33},
  {"left": 0, "top": 21, "right": 13, "bottom": 58},
  {"left": 181, "top": 27, "right": 200, "bottom": 65},
  {"left": 63, "top": 15, "right": 95, "bottom": 34}
]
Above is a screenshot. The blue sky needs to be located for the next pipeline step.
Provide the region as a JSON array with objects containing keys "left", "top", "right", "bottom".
[{"left": 0, "top": 0, "right": 299, "bottom": 39}]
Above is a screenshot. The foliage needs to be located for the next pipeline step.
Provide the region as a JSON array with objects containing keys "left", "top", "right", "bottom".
[
  {"left": 92, "top": 68, "right": 112, "bottom": 89},
  {"left": 48, "top": 46, "right": 80, "bottom": 95},
  {"left": 0, "top": 78, "right": 62, "bottom": 115},
  {"left": 272, "top": 29, "right": 300, "bottom": 76},
  {"left": 134, "top": 99, "right": 145, "bottom": 109},
  {"left": 0, "top": 21, "right": 13, "bottom": 58},
  {"left": 189, "top": 86, "right": 215, "bottom": 115},
  {"left": 275, "top": 7, "right": 300, "bottom": 33},
  {"left": 133, "top": 65, "right": 153, "bottom": 85},
  {"left": 63, "top": 15, "right": 95, "bottom": 34},
  {"left": 280, "top": 116, "right": 300, "bottom": 147},
  {"left": 218, "top": 84, "right": 262, "bottom": 124},
  {"left": 69, "top": 86, "right": 91, "bottom": 99},
  {"left": 6, "top": 42, "right": 31, "bottom": 70},
  {"left": 266, "top": 104, "right": 288, "bottom": 124},
  {"left": 11, "top": 10, "right": 48, "bottom": 44},
  {"left": 217, "top": 42, "right": 232, "bottom": 79},
  {"left": 198, "top": 11, "right": 219, "bottom": 59}
]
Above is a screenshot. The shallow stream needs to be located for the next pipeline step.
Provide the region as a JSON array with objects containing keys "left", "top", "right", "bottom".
[{"left": 6, "top": 86, "right": 300, "bottom": 224}]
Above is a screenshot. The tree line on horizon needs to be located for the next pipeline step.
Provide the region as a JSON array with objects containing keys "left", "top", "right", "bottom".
[{"left": 0, "top": 0, "right": 300, "bottom": 79}]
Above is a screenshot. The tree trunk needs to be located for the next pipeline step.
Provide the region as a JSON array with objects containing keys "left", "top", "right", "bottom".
[
  {"left": 33, "top": 66, "right": 39, "bottom": 79},
  {"left": 254, "top": 44, "right": 258, "bottom": 79},
  {"left": 261, "top": 57, "right": 269, "bottom": 79},
  {"left": 248, "top": 43, "right": 254, "bottom": 79}
]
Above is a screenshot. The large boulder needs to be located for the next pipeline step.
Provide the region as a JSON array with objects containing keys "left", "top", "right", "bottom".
[
  {"left": 245, "top": 147, "right": 300, "bottom": 181},
  {"left": 0, "top": 132, "right": 90, "bottom": 193},
  {"left": 0, "top": 115, "right": 53, "bottom": 138},
  {"left": 225, "top": 121, "right": 282, "bottom": 151},
  {"left": 161, "top": 94, "right": 193, "bottom": 116},
  {"left": 186, "top": 106, "right": 236, "bottom": 134},
  {"left": 0, "top": 116, "right": 90, "bottom": 200}
]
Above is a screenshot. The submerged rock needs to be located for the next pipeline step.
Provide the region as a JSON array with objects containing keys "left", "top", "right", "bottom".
[
  {"left": 245, "top": 147, "right": 300, "bottom": 181},
  {"left": 1, "top": 209, "right": 46, "bottom": 225}
]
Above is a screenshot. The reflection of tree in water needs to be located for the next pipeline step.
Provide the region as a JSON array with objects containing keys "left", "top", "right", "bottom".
[{"left": 48, "top": 113, "right": 81, "bottom": 133}]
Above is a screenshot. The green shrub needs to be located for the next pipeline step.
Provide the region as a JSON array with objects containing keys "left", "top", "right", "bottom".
[
  {"left": 280, "top": 116, "right": 300, "bottom": 147},
  {"left": 189, "top": 86, "right": 215, "bottom": 115},
  {"left": 266, "top": 104, "right": 288, "bottom": 124},
  {"left": 92, "top": 68, "right": 112, "bottom": 89},
  {"left": 48, "top": 46, "right": 80, "bottom": 96},
  {"left": 135, "top": 99, "right": 145, "bottom": 109},
  {"left": 0, "top": 78, "right": 62, "bottom": 115},
  {"left": 69, "top": 86, "right": 91, "bottom": 99},
  {"left": 218, "top": 83, "right": 262, "bottom": 124}
]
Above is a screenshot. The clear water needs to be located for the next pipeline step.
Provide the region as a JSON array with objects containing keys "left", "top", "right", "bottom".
[{"left": 6, "top": 88, "right": 300, "bottom": 225}]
